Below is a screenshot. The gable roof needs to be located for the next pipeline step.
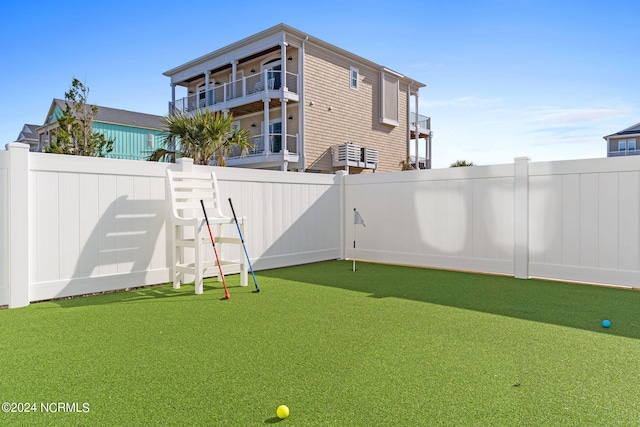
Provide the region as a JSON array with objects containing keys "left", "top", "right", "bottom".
[
  {"left": 603, "top": 121, "right": 640, "bottom": 139},
  {"left": 163, "top": 23, "right": 426, "bottom": 89},
  {"left": 47, "top": 99, "right": 165, "bottom": 130},
  {"left": 16, "top": 124, "right": 39, "bottom": 142}
]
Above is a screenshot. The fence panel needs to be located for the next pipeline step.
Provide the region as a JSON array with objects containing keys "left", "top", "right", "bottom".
[
  {"left": 19, "top": 152, "right": 341, "bottom": 304},
  {"left": 212, "top": 166, "right": 340, "bottom": 270},
  {"left": 346, "top": 156, "right": 640, "bottom": 288},
  {"left": 5, "top": 144, "right": 640, "bottom": 307},
  {"left": 344, "top": 164, "right": 515, "bottom": 275},
  {"left": 0, "top": 151, "right": 8, "bottom": 305},
  {"left": 27, "top": 153, "right": 170, "bottom": 301},
  {"left": 528, "top": 157, "right": 640, "bottom": 287}
]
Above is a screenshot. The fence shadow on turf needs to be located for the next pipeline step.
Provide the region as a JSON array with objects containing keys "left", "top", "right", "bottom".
[{"left": 259, "top": 260, "right": 640, "bottom": 340}]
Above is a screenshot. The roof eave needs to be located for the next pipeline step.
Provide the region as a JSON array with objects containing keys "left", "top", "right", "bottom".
[{"left": 163, "top": 23, "right": 427, "bottom": 88}]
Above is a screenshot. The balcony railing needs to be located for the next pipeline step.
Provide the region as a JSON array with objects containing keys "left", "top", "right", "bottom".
[
  {"left": 411, "top": 113, "right": 431, "bottom": 131},
  {"left": 609, "top": 148, "right": 640, "bottom": 157},
  {"left": 170, "top": 70, "right": 299, "bottom": 114},
  {"left": 228, "top": 133, "right": 298, "bottom": 158}
]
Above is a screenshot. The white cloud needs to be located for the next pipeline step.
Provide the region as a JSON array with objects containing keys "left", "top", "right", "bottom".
[{"left": 529, "top": 107, "right": 631, "bottom": 125}]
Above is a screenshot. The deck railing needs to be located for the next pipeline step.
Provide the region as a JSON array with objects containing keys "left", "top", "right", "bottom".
[
  {"left": 609, "top": 148, "right": 640, "bottom": 157},
  {"left": 228, "top": 133, "right": 298, "bottom": 158},
  {"left": 170, "top": 71, "right": 299, "bottom": 114},
  {"left": 411, "top": 113, "right": 431, "bottom": 131}
]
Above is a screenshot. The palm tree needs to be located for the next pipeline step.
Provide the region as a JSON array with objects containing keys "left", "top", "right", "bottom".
[
  {"left": 450, "top": 160, "right": 475, "bottom": 167},
  {"left": 148, "top": 109, "right": 251, "bottom": 165}
]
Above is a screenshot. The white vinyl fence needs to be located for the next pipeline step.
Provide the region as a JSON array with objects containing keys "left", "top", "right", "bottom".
[
  {"left": 1, "top": 143, "right": 340, "bottom": 307},
  {"left": 344, "top": 156, "right": 640, "bottom": 288},
  {"left": 2, "top": 142, "right": 640, "bottom": 308}
]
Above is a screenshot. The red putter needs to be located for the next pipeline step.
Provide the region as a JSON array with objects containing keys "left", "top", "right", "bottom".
[{"left": 200, "top": 200, "right": 230, "bottom": 299}]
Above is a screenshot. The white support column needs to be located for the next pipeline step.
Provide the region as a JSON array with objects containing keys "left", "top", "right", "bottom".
[
  {"left": 281, "top": 99, "right": 288, "bottom": 157},
  {"left": 427, "top": 134, "right": 432, "bottom": 169},
  {"left": 414, "top": 91, "right": 420, "bottom": 169},
  {"left": 514, "top": 157, "right": 530, "bottom": 279},
  {"left": 299, "top": 37, "right": 306, "bottom": 171},
  {"left": 280, "top": 42, "right": 288, "bottom": 91},
  {"left": 263, "top": 99, "right": 270, "bottom": 153},
  {"left": 231, "top": 60, "right": 238, "bottom": 98},
  {"left": 205, "top": 72, "right": 210, "bottom": 107},
  {"left": 170, "top": 84, "right": 176, "bottom": 114},
  {"left": 406, "top": 84, "right": 412, "bottom": 165},
  {"left": 7, "top": 143, "right": 30, "bottom": 308}
]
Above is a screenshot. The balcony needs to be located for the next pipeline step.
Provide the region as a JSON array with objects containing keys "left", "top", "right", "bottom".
[
  {"left": 331, "top": 143, "right": 379, "bottom": 172},
  {"left": 608, "top": 148, "right": 640, "bottom": 157},
  {"left": 410, "top": 113, "right": 431, "bottom": 138},
  {"left": 170, "top": 70, "right": 299, "bottom": 115},
  {"left": 225, "top": 133, "right": 299, "bottom": 169}
]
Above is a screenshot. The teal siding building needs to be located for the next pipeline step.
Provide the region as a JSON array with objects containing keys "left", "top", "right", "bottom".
[
  {"left": 38, "top": 99, "right": 166, "bottom": 160},
  {"left": 95, "top": 122, "right": 165, "bottom": 160}
]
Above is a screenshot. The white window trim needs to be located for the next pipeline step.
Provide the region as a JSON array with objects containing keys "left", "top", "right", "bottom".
[
  {"left": 350, "top": 67, "right": 359, "bottom": 90},
  {"left": 146, "top": 132, "right": 154, "bottom": 149}
]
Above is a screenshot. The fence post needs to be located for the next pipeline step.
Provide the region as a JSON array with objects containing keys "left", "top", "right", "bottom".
[
  {"left": 177, "top": 157, "right": 194, "bottom": 173},
  {"left": 336, "top": 170, "right": 347, "bottom": 260},
  {"left": 514, "top": 157, "right": 530, "bottom": 279},
  {"left": 7, "top": 143, "right": 30, "bottom": 307}
]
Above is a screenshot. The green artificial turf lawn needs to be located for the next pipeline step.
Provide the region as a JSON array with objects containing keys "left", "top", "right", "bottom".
[{"left": 2, "top": 261, "right": 640, "bottom": 426}]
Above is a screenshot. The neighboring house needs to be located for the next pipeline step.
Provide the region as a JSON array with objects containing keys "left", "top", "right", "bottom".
[
  {"left": 163, "top": 23, "right": 431, "bottom": 173},
  {"left": 37, "top": 99, "right": 166, "bottom": 160},
  {"left": 604, "top": 122, "right": 640, "bottom": 157},
  {"left": 15, "top": 124, "right": 40, "bottom": 151}
]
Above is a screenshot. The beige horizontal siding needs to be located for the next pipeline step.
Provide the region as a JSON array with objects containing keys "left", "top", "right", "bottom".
[{"left": 303, "top": 44, "right": 408, "bottom": 173}]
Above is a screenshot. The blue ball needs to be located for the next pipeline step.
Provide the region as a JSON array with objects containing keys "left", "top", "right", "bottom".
[{"left": 602, "top": 320, "right": 611, "bottom": 328}]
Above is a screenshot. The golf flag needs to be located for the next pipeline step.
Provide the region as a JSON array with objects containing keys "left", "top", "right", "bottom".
[{"left": 353, "top": 209, "right": 365, "bottom": 272}]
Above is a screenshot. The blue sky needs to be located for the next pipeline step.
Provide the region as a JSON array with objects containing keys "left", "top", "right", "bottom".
[{"left": 1, "top": 0, "right": 638, "bottom": 168}]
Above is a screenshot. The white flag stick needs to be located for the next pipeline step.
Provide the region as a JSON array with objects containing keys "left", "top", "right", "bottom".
[
  {"left": 353, "top": 208, "right": 365, "bottom": 271},
  {"left": 353, "top": 221, "right": 357, "bottom": 272}
]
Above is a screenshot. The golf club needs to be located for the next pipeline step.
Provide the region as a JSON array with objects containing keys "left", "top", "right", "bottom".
[
  {"left": 200, "top": 200, "right": 230, "bottom": 299},
  {"left": 228, "top": 198, "right": 260, "bottom": 292}
]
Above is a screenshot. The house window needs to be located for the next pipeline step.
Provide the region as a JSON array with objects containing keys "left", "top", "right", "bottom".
[
  {"left": 380, "top": 71, "right": 399, "bottom": 126},
  {"left": 262, "top": 58, "right": 281, "bottom": 90},
  {"left": 350, "top": 67, "right": 359, "bottom": 90},
  {"left": 619, "top": 140, "right": 627, "bottom": 151},
  {"left": 147, "top": 132, "right": 154, "bottom": 148},
  {"left": 628, "top": 138, "right": 636, "bottom": 151}
]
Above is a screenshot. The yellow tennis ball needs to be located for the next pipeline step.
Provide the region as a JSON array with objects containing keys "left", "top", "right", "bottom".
[{"left": 276, "top": 405, "right": 290, "bottom": 419}]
